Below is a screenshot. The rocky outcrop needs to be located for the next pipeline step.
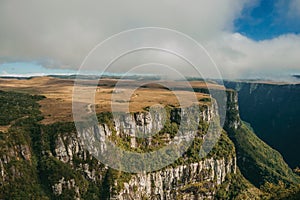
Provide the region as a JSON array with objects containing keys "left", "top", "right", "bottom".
[
  {"left": 224, "top": 90, "right": 241, "bottom": 131},
  {"left": 0, "top": 143, "right": 32, "bottom": 184},
  {"left": 2, "top": 85, "right": 298, "bottom": 199},
  {"left": 53, "top": 103, "right": 218, "bottom": 163},
  {"left": 116, "top": 157, "right": 236, "bottom": 200},
  {"left": 0, "top": 89, "right": 241, "bottom": 199},
  {"left": 52, "top": 177, "right": 80, "bottom": 199},
  {"left": 113, "top": 110, "right": 165, "bottom": 148},
  {"left": 50, "top": 100, "right": 238, "bottom": 199}
]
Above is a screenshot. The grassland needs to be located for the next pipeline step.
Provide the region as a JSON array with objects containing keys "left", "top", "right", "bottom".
[{"left": 0, "top": 77, "right": 220, "bottom": 124}]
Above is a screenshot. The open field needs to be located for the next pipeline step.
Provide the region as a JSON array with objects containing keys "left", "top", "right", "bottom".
[{"left": 0, "top": 77, "right": 222, "bottom": 124}]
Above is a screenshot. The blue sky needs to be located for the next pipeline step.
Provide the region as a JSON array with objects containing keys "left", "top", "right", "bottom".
[
  {"left": 0, "top": 62, "right": 77, "bottom": 77},
  {"left": 235, "top": 0, "right": 300, "bottom": 40}
]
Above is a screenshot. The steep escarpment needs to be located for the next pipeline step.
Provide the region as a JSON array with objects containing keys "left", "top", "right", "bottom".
[
  {"left": 51, "top": 129, "right": 236, "bottom": 199},
  {"left": 49, "top": 100, "right": 238, "bottom": 199},
  {"left": 116, "top": 158, "right": 236, "bottom": 200},
  {"left": 0, "top": 88, "right": 299, "bottom": 200},
  {"left": 223, "top": 90, "right": 300, "bottom": 198},
  {"left": 224, "top": 81, "right": 300, "bottom": 168},
  {"left": 0, "top": 89, "right": 239, "bottom": 199},
  {"left": 0, "top": 91, "right": 48, "bottom": 199}
]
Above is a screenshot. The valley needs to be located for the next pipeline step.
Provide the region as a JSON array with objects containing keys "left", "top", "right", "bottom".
[
  {"left": 225, "top": 81, "right": 300, "bottom": 169},
  {"left": 0, "top": 77, "right": 299, "bottom": 199}
]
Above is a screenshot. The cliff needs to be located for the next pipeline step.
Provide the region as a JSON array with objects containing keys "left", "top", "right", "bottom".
[
  {"left": 50, "top": 99, "right": 238, "bottom": 199},
  {"left": 116, "top": 158, "right": 236, "bottom": 200},
  {"left": 0, "top": 89, "right": 239, "bottom": 199},
  {"left": 0, "top": 88, "right": 299, "bottom": 199},
  {"left": 222, "top": 86, "right": 300, "bottom": 190},
  {"left": 224, "top": 81, "right": 300, "bottom": 168}
]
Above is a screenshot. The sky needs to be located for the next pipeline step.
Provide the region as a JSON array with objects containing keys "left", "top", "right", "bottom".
[
  {"left": 235, "top": 0, "right": 300, "bottom": 40},
  {"left": 0, "top": 0, "right": 300, "bottom": 80}
]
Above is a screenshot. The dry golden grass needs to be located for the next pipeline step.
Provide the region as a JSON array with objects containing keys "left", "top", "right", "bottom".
[
  {"left": 0, "top": 125, "right": 10, "bottom": 133},
  {"left": 94, "top": 87, "right": 210, "bottom": 113},
  {"left": 0, "top": 77, "right": 221, "bottom": 124}
]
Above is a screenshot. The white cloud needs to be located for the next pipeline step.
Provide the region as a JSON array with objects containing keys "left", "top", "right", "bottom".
[
  {"left": 206, "top": 33, "right": 300, "bottom": 79},
  {"left": 0, "top": 0, "right": 245, "bottom": 66},
  {"left": 0, "top": 0, "right": 299, "bottom": 79}
]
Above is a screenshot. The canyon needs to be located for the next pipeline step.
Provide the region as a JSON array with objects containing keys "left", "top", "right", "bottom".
[{"left": 0, "top": 77, "right": 299, "bottom": 199}]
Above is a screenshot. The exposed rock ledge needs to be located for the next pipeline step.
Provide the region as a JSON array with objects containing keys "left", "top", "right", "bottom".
[{"left": 116, "top": 157, "right": 236, "bottom": 200}]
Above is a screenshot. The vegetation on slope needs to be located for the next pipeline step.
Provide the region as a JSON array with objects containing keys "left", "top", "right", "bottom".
[
  {"left": 0, "top": 90, "right": 44, "bottom": 126},
  {"left": 227, "top": 122, "right": 300, "bottom": 199},
  {"left": 232, "top": 123, "right": 300, "bottom": 186},
  {"left": 0, "top": 90, "right": 235, "bottom": 199},
  {"left": 224, "top": 82, "right": 300, "bottom": 168},
  {"left": 1, "top": 89, "right": 300, "bottom": 199},
  {"left": 0, "top": 91, "right": 48, "bottom": 199}
]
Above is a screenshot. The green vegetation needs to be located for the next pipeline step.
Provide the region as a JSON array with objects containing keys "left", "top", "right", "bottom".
[
  {"left": 223, "top": 90, "right": 300, "bottom": 199},
  {"left": 0, "top": 91, "right": 48, "bottom": 199},
  {"left": 225, "top": 81, "right": 300, "bottom": 168},
  {"left": 294, "top": 167, "right": 300, "bottom": 176},
  {"left": 0, "top": 90, "right": 133, "bottom": 199},
  {"left": 1, "top": 90, "right": 300, "bottom": 199},
  {"left": 0, "top": 90, "right": 45, "bottom": 126},
  {"left": 174, "top": 128, "right": 235, "bottom": 166},
  {"left": 101, "top": 168, "right": 131, "bottom": 198},
  {"left": 180, "top": 181, "right": 211, "bottom": 194},
  {"left": 228, "top": 122, "right": 300, "bottom": 187},
  {"left": 260, "top": 181, "right": 300, "bottom": 200},
  {"left": 97, "top": 112, "right": 114, "bottom": 128},
  {"left": 215, "top": 170, "right": 263, "bottom": 200}
]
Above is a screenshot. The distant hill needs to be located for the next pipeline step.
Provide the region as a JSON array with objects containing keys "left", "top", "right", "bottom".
[{"left": 292, "top": 75, "right": 300, "bottom": 79}]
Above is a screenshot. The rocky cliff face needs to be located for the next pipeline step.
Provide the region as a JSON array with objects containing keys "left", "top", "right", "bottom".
[
  {"left": 0, "top": 143, "right": 32, "bottom": 183},
  {"left": 49, "top": 97, "right": 238, "bottom": 199},
  {"left": 52, "top": 132, "right": 236, "bottom": 199},
  {"left": 224, "top": 90, "right": 241, "bottom": 131},
  {"left": 0, "top": 90, "right": 240, "bottom": 200},
  {"left": 224, "top": 81, "right": 300, "bottom": 168},
  {"left": 1, "top": 86, "right": 299, "bottom": 200},
  {"left": 116, "top": 157, "right": 236, "bottom": 200}
]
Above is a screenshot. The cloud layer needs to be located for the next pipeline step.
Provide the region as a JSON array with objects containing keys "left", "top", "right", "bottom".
[
  {"left": 206, "top": 33, "right": 300, "bottom": 79},
  {"left": 0, "top": 0, "right": 299, "bottom": 79}
]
